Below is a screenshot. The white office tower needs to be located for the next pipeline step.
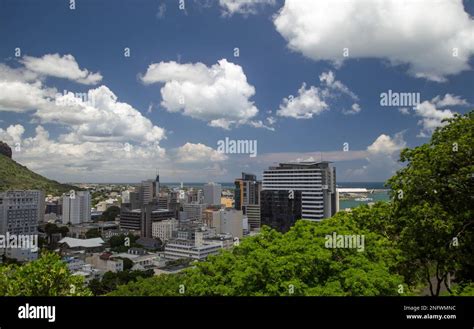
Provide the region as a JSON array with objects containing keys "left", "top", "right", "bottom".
[
  {"left": 62, "top": 191, "right": 91, "bottom": 224},
  {"left": 262, "top": 161, "right": 337, "bottom": 221},
  {"left": 121, "top": 190, "right": 131, "bottom": 204},
  {"left": 203, "top": 182, "right": 222, "bottom": 205},
  {"left": 140, "top": 180, "right": 157, "bottom": 205},
  {"left": 0, "top": 190, "right": 44, "bottom": 262}
]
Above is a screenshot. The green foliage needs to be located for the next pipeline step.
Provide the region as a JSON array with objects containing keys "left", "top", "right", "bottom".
[
  {"left": 387, "top": 111, "right": 474, "bottom": 295},
  {"left": 89, "top": 269, "right": 154, "bottom": 296},
  {"left": 0, "top": 154, "right": 79, "bottom": 195},
  {"left": 101, "top": 206, "right": 120, "bottom": 221},
  {"left": 111, "top": 211, "right": 405, "bottom": 296},
  {"left": 0, "top": 252, "right": 91, "bottom": 296},
  {"left": 109, "top": 234, "right": 139, "bottom": 252},
  {"left": 85, "top": 228, "right": 101, "bottom": 239}
]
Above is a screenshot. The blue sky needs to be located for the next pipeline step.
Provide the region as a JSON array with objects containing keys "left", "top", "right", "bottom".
[{"left": 0, "top": 0, "right": 473, "bottom": 183}]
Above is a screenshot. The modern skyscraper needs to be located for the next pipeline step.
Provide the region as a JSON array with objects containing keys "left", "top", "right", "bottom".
[
  {"left": 261, "top": 161, "right": 336, "bottom": 231},
  {"left": 0, "top": 190, "right": 44, "bottom": 261},
  {"left": 260, "top": 190, "right": 302, "bottom": 232},
  {"left": 140, "top": 179, "right": 157, "bottom": 205},
  {"left": 62, "top": 191, "right": 91, "bottom": 224},
  {"left": 203, "top": 182, "right": 222, "bottom": 205},
  {"left": 234, "top": 172, "right": 262, "bottom": 230}
]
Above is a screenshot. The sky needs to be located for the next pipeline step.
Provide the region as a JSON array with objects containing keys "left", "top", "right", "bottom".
[{"left": 0, "top": 0, "right": 473, "bottom": 183}]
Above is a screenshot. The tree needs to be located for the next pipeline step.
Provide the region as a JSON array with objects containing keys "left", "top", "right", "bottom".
[
  {"left": 101, "top": 206, "right": 120, "bottom": 221},
  {"left": 109, "top": 234, "right": 139, "bottom": 252},
  {"left": 0, "top": 252, "right": 91, "bottom": 296},
  {"left": 387, "top": 111, "right": 473, "bottom": 295},
  {"left": 111, "top": 214, "right": 405, "bottom": 296},
  {"left": 85, "top": 228, "right": 101, "bottom": 239}
]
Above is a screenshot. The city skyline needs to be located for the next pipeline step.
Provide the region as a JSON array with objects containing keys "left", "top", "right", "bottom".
[{"left": 0, "top": 0, "right": 473, "bottom": 184}]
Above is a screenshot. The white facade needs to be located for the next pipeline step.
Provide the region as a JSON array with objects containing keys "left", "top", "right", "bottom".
[
  {"left": 207, "top": 209, "right": 243, "bottom": 239},
  {"left": 62, "top": 191, "right": 91, "bottom": 224},
  {"left": 203, "top": 182, "right": 222, "bottom": 205},
  {"left": 0, "top": 190, "right": 43, "bottom": 262},
  {"left": 164, "top": 239, "right": 222, "bottom": 260},
  {"left": 152, "top": 219, "right": 178, "bottom": 242},
  {"left": 262, "top": 162, "right": 336, "bottom": 221}
]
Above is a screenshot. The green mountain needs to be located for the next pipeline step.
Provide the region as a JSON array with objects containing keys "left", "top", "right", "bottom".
[{"left": 0, "top": 154, "right": 78, "bottom": 195}]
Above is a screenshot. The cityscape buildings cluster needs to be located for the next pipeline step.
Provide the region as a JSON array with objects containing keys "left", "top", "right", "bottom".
[{"left": 0, "top": 162, "right": 339, "bottom": 283}]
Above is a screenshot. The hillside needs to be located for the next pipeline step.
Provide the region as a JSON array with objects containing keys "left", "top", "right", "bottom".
[{"left": 0, "top": 154, "right": 78, "bottom": 195}]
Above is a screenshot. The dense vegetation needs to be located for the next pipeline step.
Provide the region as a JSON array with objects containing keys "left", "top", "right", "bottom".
[
  {"left": 0, "top": 154, "right": 78, "bottom": 195},
  {"left": 88, "top": 269, "right": 154, "bottom": 295},
  {"left": 101, "top": 206, "right": 121, "bottom": 221},
  {"left": 109, "top": 111, "right": 473, "bottom": 296},
  {"left": 0, "top": 252, "right": 91, "bottom": 296}
]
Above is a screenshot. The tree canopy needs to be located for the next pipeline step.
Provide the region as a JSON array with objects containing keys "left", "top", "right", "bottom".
[{"left": 0, "top": 252, "right": 91, "bottom": 296}]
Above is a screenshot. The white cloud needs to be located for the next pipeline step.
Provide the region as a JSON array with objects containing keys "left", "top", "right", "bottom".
[
  {"left": 0, "top": 80, "right": 52, "bottom": 112},
  {"left": 0, "top": 124, "right": 25, "bottom": 144},
  {"left": 343, "top": 103, "right": 361, "bottom": 115},
  {"left": 21, "top": 54, "right": 102, "bottom": 85},
  {"left": 36, "top": 86, "right": 166, "bottom": 144},
  {"left": 0, "top": 60, "right": 165, "bottom": 145},
  {"left": 431, "top": 93, "right": 469, "bottom": 107},
  {"left": 219, "top": 0, "right": 276, "bottom": 15},
  {"left": 2, "top": 125, "right": 168, "bottom": 182},
  {"left": 274, "top": 0, "right": 474, "bottom": 81},
  {"left": 0, "top": 63, "right": 39, "bottom": 83},
  {"left": 156, "top": 3, "right": 166, "bottom": 19},
  {"left": 319, "top": 71, "right": 358, "bottom": 100},
  {"left": 367, "top": 133, "right": 406, "bottom": 155},
  {"left": 277, "top": 70, "right": 360, "bottom": 119},
  {"left": 174, "top": 142, "right": 228, "bottom": 163},
  {"left": 398, "top": 107, "right": 411, "bottom": 115},
  {"left": 140, "top": 59, "right": 259, "bottom": 129},
  {"left": 346, "top": 132, "right": 406, "bottom": 180},
  {"left": 277, "top": 83, "right": 328, "bottom": 119},
  {"left": 247, "top": 119, "right": 275, "bottom": 131},
  {"left": 414, "top": 101, "right": 455, "bottom": 137}
]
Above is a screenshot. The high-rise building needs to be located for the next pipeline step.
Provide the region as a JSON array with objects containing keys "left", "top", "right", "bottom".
[
  {"left": 234, "top": 172, "right": 261, "bottom": 230},
  {"left": 140, "top": 179, "right": 157, "bottom": 205},
  {"left": 245, "top": 204, "right": 261, "bottom": 231},
  {"left": 234, "top": 172, "right": 261, "bottom": 211},
  {"left": 0, "top": 190, "right": 44, "bottom": 261},
  {"left": 203, "top": 182, "right": 222, "bottom": 205},
  {"left": 261, "top": 161, "right": 336, "bottom": 231},
  {"left": 260, "top": 190, "right": 302, "bottom": 232},
  {"left": 62, "top": 191, "right": 91, "bottom": 225}
]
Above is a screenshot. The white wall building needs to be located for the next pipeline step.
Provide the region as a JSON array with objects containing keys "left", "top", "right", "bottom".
[
  {"left": 0, "top": 190, "right": 43, "bottom": 262},
  {"left": 152, "top": 219, "right": 178, "bottom": 242},
  {"left": 203, "top": 182, "right": 222, "bottom": 205},
  {"left": 62, "top": 191, "right": 91, "bottom": 224}
]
